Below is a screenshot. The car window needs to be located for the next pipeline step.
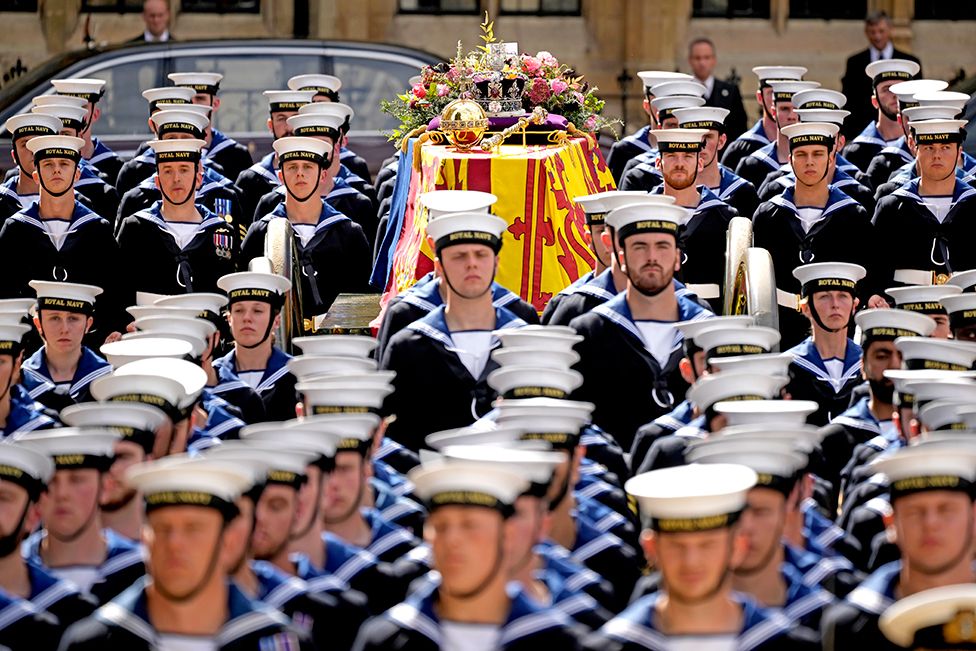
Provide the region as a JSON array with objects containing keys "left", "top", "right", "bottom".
[
  {"left": 74, "top": 56, "right": 162, "bottom": 136},
  {"left": 330, "top": 54, "right": 425, "bottom": 132},
  {"left": 170, "top": 51, "right": 325, "bottom": 134}
]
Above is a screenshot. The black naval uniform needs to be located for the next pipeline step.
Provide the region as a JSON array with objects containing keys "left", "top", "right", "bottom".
[
  {"left": 251, "top": 179, "right": 378, "bottom": 247},
  {"left": 820, "top": 560, "right": 902, "bottom": 651},
  {"left": 0, "top": 201, "right": 130, "bottom": 336},
  {"left": 381, "top": 305, "right": 526, "bottom": 452},
  {"left": 785, "top": 338, "right": 864, "bottom": 427},
  {"left": 116, "top": 201, "right": 238, "bottom": 296},
  {"left": 5, "top": 166, "right": 118, "bottom": 234},
  {"left": 842, "top": 122, "right": 897, "bottom": 175},
  {"left": 752, "top": 187, "right": 875, "bottom": 348},
  {"left": 871, "top": 178, "right": 976, "bottom": 293},
  {"left": 735, "top": 141, "right": 789, "bottom": 190},
  {"left": 240, "top": 201, "right": 372, "bottom": 321},
  {"left": 235, "top": 152, "right": 278, "bottom": 226},
  {"left": 606, "top": 125, "right": 654, "bottom": 183},
  {"left": 721, "top": 118, "right": 772, "bottom": 173},
  {"left": 0, "top": 593, "right": 62, "bottom": 651},
  {"left": 861, "top": 136, "right": 912, "bottom": 191},
  {"left": 88, "top": 137, "right": 124, "bottom": 187},
  {"left": 758, "top": 167, "right": 877, "bottom": 213},
  {"left": 205, "top": 128, "right": 253, "bottom": 183},
  {"left": 570, "top": 292, "right": 713, "bottom": 452}
]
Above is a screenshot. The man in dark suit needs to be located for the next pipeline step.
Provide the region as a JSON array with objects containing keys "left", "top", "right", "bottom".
[
  {"left": 688, "top": 37, "right": 748, "bottom": 142},
  {"left": 126, "top": 0, "right": 173, "bottom": 44},
  {"left": 840, "top": 11, "right": 920, "bottom": 140}
]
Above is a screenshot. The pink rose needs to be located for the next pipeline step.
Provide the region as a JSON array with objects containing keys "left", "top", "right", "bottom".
[
  {"left": 550, "top": 79, "right": 568, "bottom": 95},
  {"left": 522, "top": 56, "right": 542, "bottom": 76},
  {"left": 537, "top": 51, "right": 558, "bottom": 67},
  {"left": 436, "top": 84, "right": 450, "bottom": 97},
  {"left": 412, "top": 83, "right": 427, "bottom": 99},
  {"left": 583, "top": 115, "right": 597, "bottom": 131},
  {"left": 445, "top": 67, "right": 459, "bottom": 82},
  {"left": 527, "top": 77, "right": 552, "bottom": 104}
]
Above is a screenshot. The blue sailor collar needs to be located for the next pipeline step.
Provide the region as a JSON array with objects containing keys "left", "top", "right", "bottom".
[
  {"left": 832, "top": 395, "right": 882, "bottom": 437},
  {"left": 747, "top": 141, "right": 781, "bottom": 170},
  {"left": 213, "top": 346, "right": 292, "bottom": 395},
  {"left": 407, "top": 304, "right": 525, "bottom": 351},
  {"left": 621, "top": 125, "right": 654, "bottom": 153},
  {"left": 716, "top": 166, "right": 750, "bottom": 200},
  {"left": 0, "top": 592, "right": 46, "bottom": 631},
  {"left": 372, "top": 480, "right": 425, "bottom": 524},
  {"left": 593, "top": 291, "right": 712, "bottom": 352},
  {"left": 194, "top": 389, "right": 246, "bottom": 442},
  {"left": 360, "top": 507, "right": 419, "bottom": 558},
  {"left": 20, "top": 345, "right": 112, "bottom": 401},
  {"left": 317, "top": 532, "right": 380, "bottom": 587},
  {"left": 9, "top": 200, "right": 102, "bottom": 233},
  {"left": 536, "top": 566, "right": 602, "bottom": 618},
  {"left": 23, "top": 527, "right": 144, "bottom": 581},
  {"left": 326, "top": 175, "right": 361, "bottom": 200},
  {"left": 248, "top": 152, "right": 279, "bottom": 184},
  {"left": 835, "top": 154, "right": 860, "bottom": 176},
  {"left": 2, "top": 385, "right": 57, "bottom": 439},
  {"left": 879, "top": 136, "right": 913, "bottom": 163},
  {"left": 893, "top": 177, "right": 976, "bottom": 207},
  {"left": 205, "top": 128, "right": 238, "bottom": 159},
  {"left": 89, "top": 137, "right": 116, "bottom": 164},
  {"left": 553, "top": 270, "right": 596, "bottom": 298},
  {"left": 651, "top": 399, "right": 696, "bottom": 433},
  {"left": 386, "top": 574, "right": 573, "bottom": 647},
  {"left": 738, "top": 118, "right": 771, "bottom": 145},
  {"left": 787, "top": 337, "right": 863, "bottom": 393},
  {"left": 770, "top": 184, "right": 860, "bottom": 218},
  {"left": 336, "top": 163, "right": 366, "bottom": 186},
  {"left": 600, "top": 591, "right": 791, "bottom": 651},
  {"left": 783, "top": 543, "right": 855, "bottom": 589},
  {"left": 402, "top": 275, "right": 525, "bottom": 313},
  {"left": 576, "top": 268, "right": 620, "bottom": 301},
  {"left": 850, "top": 121, "right": 890, "bottom": 148},
  {"left": 801, "top": 497, "right": 847, "bottom": 557},
  {"left": 781, "top": 563, "right": 835, "bottom": 621},
  {"left": 74, "top": 160, "right": 109, "bottom": 189},
  {"left": 26, "top": 560, "right": 84, "bottom": 612},
  {"left": 845, "top": 560, "right": 901, "bottom": 616},
  {"left": 695, "top": 185, "right": 727, "bottom": 214},
  {"left": 94, "top": 576, "right": 290, "bottom": 645},
  {"left": 264, "top": 197, "right": 349, "bottom": 237},
  {"left": 250, "top": 560, "right": 310, "bottom": 608},
  {"left": 135, "top": 200, "right": 226, "bottom": 236}
]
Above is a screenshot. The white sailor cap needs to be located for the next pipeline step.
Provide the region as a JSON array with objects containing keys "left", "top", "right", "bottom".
[
  {"left": 114, "top": 357, "right": 207, "bottom": 409},
  {"left": 673, "top": 106, "right": 730, "bottom": 132},
  {"left": 625, "top": 463, "right": 757, "bottom": 532},
  {"left": 649, "top": 80, "right": 707, "bottom": 99},
  {"left": 136, "top": 291, "right": 170, "bottom": 306},
  {"left": 491, "top": 346, "right": 579, "bottom": 370},
  {"left": 711, "top": 424, "right": 824, "bottom": 453},
  {"left": 167, "top": 72, "right": 223, "bottom": 95},
  {"left": 487, "top": 366, "right": 583, "bottom": 400},
  {"left": 887, "top": 285, "right": 962, "bottom": 315},
  {"left": 768, "top": 80, "right": 821, "bottom": 103},
  {"left": 409, "top": 459, "right": 529, "bottom": 516},
  {"left": 917, "top": 400, "right": 969, "bottom": 432},
  {"left": 90, "top": 371, "right": 186, "bottom": 419},
  {"left": 150, "top": 109, "right": 209, "bottom": 138},
  {"left": 204, "top": 441, "right": 316, "bottom": 487},
  {"left": 287, "top": 355, "right": 377, "bottom": 381},
  {"left": 907, "top": 119, "right": 967, "bottom": 144},
  {"left": 240, "top": 422, "right": 341, "bottom": 465},
  {"left": 865, "top": 59, "right": 921, "bottom": 84},
  {"left": 29, "top": 280, "right": 102, "bottom": 315},
  {"left": 31, "top": 104, "right": 88, "bottom": 131},
  {"left": 793, "top": 262, "right": 866, "bottom": 297},
  {"left": 902, "top": 106, "right": 964, "bottom": 123},
  {"left": 263, "top": 90, "right": 316, "bottom": 113},
  {"left": 296, "top": 378, "right": 394, "bottom": 414},
  {"left": 60, "top": 401, "right": 167, "bottom": 452},
  {"left": 126, "top": 305, "right": 201, "bottom": 321},
  {"left": 4, "top": 113, "right": 63, "bottom": 141},
  {"left": 780, "top": 122, "right": 840, "bottom": 151},
  {"left": 890, "top": 79, "right": 950, "bottom": 108},
  {"left": 896, "top": 337, "right": 976, "bottom": 372},
  {"left": 492, "top": 325, "right": 582, "bottom": 351},
  {"left": 100, "top": 337, "right": 195, "bottom": 367},
  {"left": 692, "top": 324, "right": 781, "bottom": 359},
  {"left": 121, "top": 331, "right": 206, "bottom": 360},
  {"left": 50, "top": 78, "right": 105, "bottom": 103},
  {"left": 605, "top": 202, "right": 690, "bottom": 240},
  {"left": 217, "top": 270, "right": 291, "bottom": 307},
  {"left": 418, "top": 190, "right": 498, "bottom": 220},
  {"left": 492, "top": 396, "right": 594, "bottom": 422},
  {"left": 914, "top": 90, "right": 971, "bottom": 111},
  {"left": 752, "top": 66, "right": 807, "bottom": 84},
  {"left": 298, "top": 101, "right": 355, "bottom": 132},
  {"left": 0, "top": 299, "right": 34, "bottom": 312},
  {"left": 438, "top": 445, "right": 564, "bottom": 495},
  {"left": 285, "top": 113, "right": 345, "bottom": 141},
  {"left": 154, "top": 292, "right": 228, "bottom": 318},
  {"left": 25, "top": 135, "right": 84, "bottom": 162},
  {"left": 142, "top": 86, "right": 195, "bottom": 111},
  {"left": 426, "top": 211, "right": 508, "bottom": 254},
  {"left": 791, "top": 88, "right": 847, "bottom": 110},
  {"left": 901, "top": 379, "right": 976, "bottom": 409},
  {"left": 425, "top": 425, "right": 528, "bottom": 450},
  {"left": 133, "top": 315, "right": 216, "bottom": 341},
  {"left": 0, "top": 324, "right": 31, "bottom": 354},
  {"left": 601, "top": 194, "right": 679, "bottom": 218},
  {"left": 127, "top": 458, "right": 252, "bottom": 520},
  {"left": 880, "top": 584, "right": 976, "bottom": 649},
  {"left": 649, "top": 127, "right": 708, "bottom": 153},
  {"left": 940, "top": 294, "right": 976, "bottom": 330},
  {"left": 287, "top": 74, "right": 342, "bottom": 100},
  {"left": 0, "top": 311, "right": 27, "bottom": 327},
  {"left": 271, "top": 135, "right": 333, "bottom": 166},
  {"left": 637, "top": 71, "right": 693, "bottom": 92},
  {"left": 707, "top": 351, "right": 794, "bottom": 377},
  {"left": 31, "top": 95, "right": 86, "bottom": 110},
  {"left": 686, "top": 443, "right": 806, "bottom": 494},
  {"left": 16, "top": 428, "right": 121, "bottom": 471},
  {"left": 855, "top": 308, "right": 937, "bottom": 343},
  {"left": 292, "top": 335, "right": 377, "bottom": 357},
  {"left": 676, "top": 315, "right": 754, "bottom": 345},
  {"left": 284, "top": 413, "right": 379, "bottom": 454},
  {"left": 794, "top": 109, "right": 851, "bottom": 127},
  {"left": 686, "top": 372, "right": 788, "bottom": 411},
  {"left": 714, "top": 399, "right": 819, "bottom": 426},
  {"left": 0, "top": 442, "right": 55, "bottom": 494},
  {"left": 650, "top": 95, "right": 706, "bottom": 122},
  {"left": 871, "top": 444, "right": 976, "bottom": 499},
  {"left": 149, "top": 138, "right": 206, "bottom": 164},
  {"left": 947, "top": 270, "right": 976, "bottom": 292},
  {"left": 572, "top": 191, "right": 650, "bottom": 225}
]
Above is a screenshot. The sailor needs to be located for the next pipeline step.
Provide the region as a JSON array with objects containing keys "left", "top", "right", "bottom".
[
  {"left": 870, "top": 118, "right": 976, "bottom": 300},
  {"left": 585, "top": 463, "right": 817, "bottom": 650},
  {"left": 299, "top": 101, "right": 378, "bottom": 205},
  {"left": 18, "top": 281, "right": 111, "bottom": 411},
  {"left": 0, "top": 323, "right": 59, "bottom": 439},
  {"left": 168, "top": 71, "right": 254, "bottom": 181},
  {"left": 0, "top": 135, "right": 129, "bottom": 340},
  {"left": 617, "top": 90, "right": 705, "bottom": 184},
  {"left": 381, "top": 210, "right": 527, "bottom": 451},
  {"left": 16, "top": 427, "right": 146, "bottom": 605},
  {"left": 843, "top": 59, "right": 921, "bottom": 173},
  {"left": 352, "top": 457, "right": 584, "bottom": 650},
  {"left": 783, "top": 262, "right": 867, "bottom": 426},
  {"left": 822, "top": 443, "right": 976, "bottom": 650},
  {"left": 0, "top": 113, "right": 64, "bottom": 223},
  {"left": 571, "top": 201, "right": 713, "bottom": 451},
  {"left": 752, "top": 122, "right": 875, "bottom": 347},
  {"left": 59, "top": 457, "right": 313, "bottom": 649},
  {"left": 240, "top": 136, "right": 371, "bottom": 325},
  {"left": 234, "top": 89, "right": 315, "bottom": 221},
  {"left": 50, "top": 77, "right": 124, "bottom": 184},
  {"left": 885, "top": 284, "right": 961, "bottom": 339},
  {"left": 734, "top": 78, "right": 820, "bottom": 189},
  {"left": 116, "top": 138, "right": 238, "bottom": 296}
]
